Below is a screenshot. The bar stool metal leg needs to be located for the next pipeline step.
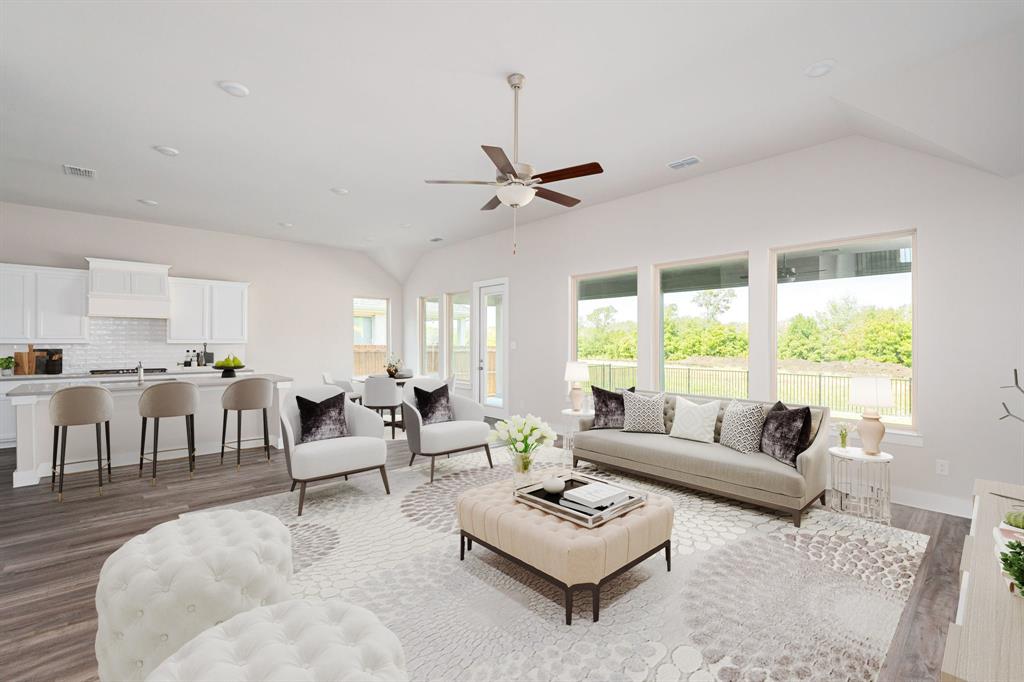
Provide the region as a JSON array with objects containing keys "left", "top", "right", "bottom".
[
  {"left": 58, "top": 425, "right": 67, "bottom": 502},
  {"left": 220, "top": 409, "right": 227, "bottom": 464},
  {"left": 95, "top": 423, "right": 104, "bottom": 494},
  {"left": 236, "top": 410, "right": 242, "bottom": 469},
  {"left": 262, "top": 408, "right": 270, "bottom": 461},
  {"left": 184, "top": 414, "right": 194, "bottom": 479},
  {"left": 151, "top": 417, "right": 159, "bottom": 484},
  {"left": 105, "top": 420, "right": 112, "bottom": 482},
  {"left": 139, "top": 417, "right": 147, "bottom": 477},
  {"left": 51, "top": 425, "right": 58, "bottom": 491}
]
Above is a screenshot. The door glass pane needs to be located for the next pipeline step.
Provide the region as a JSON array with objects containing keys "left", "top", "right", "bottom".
[
  {"left": 353, "top": 297, "right": 388, "bottom": 375},
  {"left": 421, "top": 297, "right": 441, "bottom": 376},
  {"left": 483, "top": 291, "right": 503, "bottom": 408},
  {"left": 448, "top": 292, "right": 471, "bottom": 384}
]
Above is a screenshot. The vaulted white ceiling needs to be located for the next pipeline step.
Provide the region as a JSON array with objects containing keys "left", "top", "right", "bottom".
[{"left": 1, "top": 1, "right": 1021, "bottom": 278}]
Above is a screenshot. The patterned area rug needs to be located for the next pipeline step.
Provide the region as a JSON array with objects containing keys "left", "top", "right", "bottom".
[{"left": 214, "top": 448, "right": 928, "bottom": 682}]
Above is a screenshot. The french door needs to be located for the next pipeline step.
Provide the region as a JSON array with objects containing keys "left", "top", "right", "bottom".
[{"left": 473, "top": 278, "right": 509, "bottom": 417}]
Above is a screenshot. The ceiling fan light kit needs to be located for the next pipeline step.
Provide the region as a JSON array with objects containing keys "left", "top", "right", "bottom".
[{"left": 425, "top": 72, "right": 604, "bottom": 253}]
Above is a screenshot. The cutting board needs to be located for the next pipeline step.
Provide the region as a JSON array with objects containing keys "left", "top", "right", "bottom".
[{"left": 14, "top": 345, "right": 38, "bottom": 375}]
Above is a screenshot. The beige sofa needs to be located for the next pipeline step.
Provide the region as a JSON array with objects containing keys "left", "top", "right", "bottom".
[{"left": 572, "top": 393, "right": 830, "bottom": 526}]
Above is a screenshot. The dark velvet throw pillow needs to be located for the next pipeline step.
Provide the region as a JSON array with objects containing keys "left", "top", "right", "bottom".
[
  {"left": 591, "top": 385, "right": 636, "bottom": 429},
  {"left": 297, "top": 392, "right": 349, "bottom": 443},
  {"left": 414, "top": 384, "right": 456, "bottom": 425},
  {"left": 760, "top": 401, "right": 811, "bottom": 467}
]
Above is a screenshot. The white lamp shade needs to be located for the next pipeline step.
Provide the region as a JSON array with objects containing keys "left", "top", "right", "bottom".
[
  {"left": 564, "top": 361, "right": 591, "bottom": 383},
  {"left": 496, "top": 184, "right": 536, "bottom": 207},
  {"left": 849, "top": 377, "right": 895, "bottom": 410}
]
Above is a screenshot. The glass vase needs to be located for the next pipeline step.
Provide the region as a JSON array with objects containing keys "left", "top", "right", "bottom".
[{"left": 511, "top": 450, "right": 534, "bottom": 490}]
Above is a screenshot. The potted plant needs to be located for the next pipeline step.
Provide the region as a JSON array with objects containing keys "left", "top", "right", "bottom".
[
  {"left": 0, "top": 356, "right": 13, "bottom": 377},
  {"left": 1000, "top": 540, "right": 1024, "bottom": 598},
  {"left": 385, "top": 354, "right": 402, "bottom": 378},
  {"left": 836, "top": 422, "right": 850, "bottom": 449},
  {"left": 491, "top": 414, "right": 557, "bottom": 488}
]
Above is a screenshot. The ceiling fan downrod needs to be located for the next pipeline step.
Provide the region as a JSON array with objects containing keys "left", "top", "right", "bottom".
[{"left": 508, "top": 73, "right": 524, "bottom": 165}]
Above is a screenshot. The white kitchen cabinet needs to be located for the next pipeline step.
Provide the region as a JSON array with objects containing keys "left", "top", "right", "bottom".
[
  {"left": 0, "top": 266, "right": 35, "bottom": 343},
  {"left": 0, "top": 384, "right": 19, "bottom": 446},
  {"left": 167, "top": 277, "right": 248, "bottom": 344},
  {"left": 35, "top": 270, "right": 89, "bottom": 342},
  {"left": 86, "top": 258, "right": 170, "bottom": 318}
]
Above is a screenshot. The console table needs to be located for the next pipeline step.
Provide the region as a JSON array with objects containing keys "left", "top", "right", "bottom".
[{"left": 941, "top": 479, "right": 1024, "bottom": 682}]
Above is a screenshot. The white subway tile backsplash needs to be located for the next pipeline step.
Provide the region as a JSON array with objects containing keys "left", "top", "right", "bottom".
[{"left": 0, "top": 317, "right": 243, "bottom": 372}]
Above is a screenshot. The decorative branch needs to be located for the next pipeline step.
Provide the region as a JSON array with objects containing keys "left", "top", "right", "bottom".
[{"left": 1000, "top": 369, "right": 1024, "bottom": 423}]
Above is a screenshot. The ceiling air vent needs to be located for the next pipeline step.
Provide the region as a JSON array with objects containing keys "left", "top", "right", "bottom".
[
  {"left": 667, "top": 156, "right": 701, "bottom": 170},
  {"left": 63, "top": 164, "right": 96, "bottom": 178}
]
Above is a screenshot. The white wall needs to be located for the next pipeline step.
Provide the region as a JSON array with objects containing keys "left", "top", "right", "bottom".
[
  {"left": 0, "top": 202, "right": 403, "bottom": 387},
  {"left": 404, "top": 136, "right": 1024, "bottom": 516}
]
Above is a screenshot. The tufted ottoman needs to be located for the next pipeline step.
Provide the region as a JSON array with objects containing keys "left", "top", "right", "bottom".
[
  {"left": 145, "top": 599, "right": 408, "bottom": 682},
  {"left": 95, "top": 509, "right": 293, "bottom": 682},
  {"left": 457, "top": 478, "right": 674, "bottom": 624}
]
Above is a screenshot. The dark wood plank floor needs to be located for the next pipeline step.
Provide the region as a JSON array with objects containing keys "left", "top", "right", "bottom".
[{"left": 0, "top": 443, "right": 967, "bottom": 682}]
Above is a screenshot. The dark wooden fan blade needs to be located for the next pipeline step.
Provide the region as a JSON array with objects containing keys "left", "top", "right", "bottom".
[
  {"left": 425, "top": 180, "right": 501, "bottom": 185},
  {"left": 532, "top": 162, "right": 603, "bottom": 184},
  {"left": 481, "top": 145, "right": 517, "bottom": 178},
  {"left": 535, "top": 186, "right": 581, "bottom": 207},
  {"left": 480, "top": 196, "right": 501, "bottom": 211}
]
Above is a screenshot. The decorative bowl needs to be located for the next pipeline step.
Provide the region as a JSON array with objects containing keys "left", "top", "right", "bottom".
[{"left": 214, "top": 364, "right": 244, "bottom": 378}]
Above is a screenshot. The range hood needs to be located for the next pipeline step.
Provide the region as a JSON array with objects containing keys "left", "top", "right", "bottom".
[{"left": 86, "top": 258, "right": 171, "bottom": 318}]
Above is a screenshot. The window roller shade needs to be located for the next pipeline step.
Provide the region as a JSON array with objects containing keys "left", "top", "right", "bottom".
[
  {"left": 660, "top": 260, "right": 748, "bottom": 294},
  {"left": 577, "top": 272, "right": 638, "bottom": 301}
]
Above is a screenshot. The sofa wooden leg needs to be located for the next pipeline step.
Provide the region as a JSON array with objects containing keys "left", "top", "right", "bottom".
[
  {"left": 297, "top": 481, "right": 307, "bottom": 516},
  {"left": 572, "top": 456, "right": 579, "bottom": 469},
  {"left": 792, "top": 510, "right": 802, "bottom": 527},
  {"left": 564, "top": 587, "right": 573, "bottom": 625},
  {"left": 483, "top": 443, "right": 493, "bottom": 468},
  {"left": 592, "top": 585, "right": 600, "bottom": 623},
  {"left": 379, "top": 465, "right": 390, "bottom": 495}
]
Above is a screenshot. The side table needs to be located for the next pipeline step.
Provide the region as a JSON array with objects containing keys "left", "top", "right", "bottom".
[
  {"left": 560, "top": 408, "right": 595, "bottom": 464},
  {"left": 828, "top": 446, "right": 893, "bottom": 524}
]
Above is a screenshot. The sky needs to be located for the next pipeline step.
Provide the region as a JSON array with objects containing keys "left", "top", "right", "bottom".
[{"left": 577, "top": 273, "right": 912, "bottom": 325}]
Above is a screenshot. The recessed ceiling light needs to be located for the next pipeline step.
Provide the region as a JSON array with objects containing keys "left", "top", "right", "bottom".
[
  {"left": 429, "top": 237, "right": 444, "bottom": 243},
  {"left": 152, "top": 145, "right": 180, "bottom": 157},
  {"left": 329, "top": 187, "right": 350, "bottom": 195},
  {"left": 217, "top": 81, "right": 250, "bottom": 97},
  {"left": 137, "top": 199, "right": 159, "bottom": 206},
  {"left": 278, "top": 222, "right": 294, "bottom": 229},
  {"left": 804, "top": 59, "right": 836, "bottom": 78},
  {"left": 365, "top": 236, "right": 375, "bottom": 243},
  {"left": 399, "top": 223, "right": 412, "bottom": 229}
]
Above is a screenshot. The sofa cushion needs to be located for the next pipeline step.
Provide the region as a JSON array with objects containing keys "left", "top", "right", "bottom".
[
  {"left": 414, "top": 384, "right": 455, "bottom": 425},
  {"left": 720, "top": 400, "right": 767, "bottom": 454},
  {"left": 420, "top": 420, "right": 490, "bottom": 454},
  {"left": 623, "top": 391, "right": 666, "bottom": 433},
  {"left": 669, "top": 397, "right": 719, "bottom": 443},
  {"left": 573, "top": 429, "right": 805, "bottom": 499},
  {"left": 760, "top": 402, "right": 810, "bottom": 468},
  {"left": 296, "top": 392, "right": 349, "bottom": 443},
  {"left": 591, "top": 385, "right": 634, "bottom": 429}
]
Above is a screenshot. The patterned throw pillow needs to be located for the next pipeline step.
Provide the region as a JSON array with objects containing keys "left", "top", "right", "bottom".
[
  {"left": 719, "top": 400, "right": 767, "bottom": 454},
  {"left": 414, "top": 384, "right": 456, "bottom": 425},
  {"left": 297, "top": 392, "right": 349, "bottom": 443},
  {"left": 760, "top": 401, "right": 812, "bottom": 467},
  {"left": 591, "top": 385, "right": 635, "bottom": 429},
  {"left": 623, "top": 391, "right": 666, "bottom": 434},
  {"left": 669, "top": 397, "right": 720, "bottom": 443}
]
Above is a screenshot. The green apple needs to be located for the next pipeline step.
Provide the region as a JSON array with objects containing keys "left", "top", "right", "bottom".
[{"left": 232, "top": 356, "right": 243, "bottom": 367}]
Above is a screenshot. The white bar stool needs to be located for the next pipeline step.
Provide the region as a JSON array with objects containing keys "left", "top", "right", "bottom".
[
  {"left": 321, "top": 372, "right": 363, "bottom": 404},
  {"left": 221, "top": 377, "right": 274, "bottom": 468},
  {"left": 48, "top": 385, "right": 114, "bottom": 502},
  {"left": 138, "top": 382, "right": 200, "bottom": 483}
]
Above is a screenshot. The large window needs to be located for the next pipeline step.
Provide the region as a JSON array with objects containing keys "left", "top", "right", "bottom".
[
  {"left": 775, "top": 233, "right": 913, "bottom": 425},
  {"left": 658, "top": 257, "right": 749, "bottom": 398},
  {"left": 353, "top": 297, "right": 389, "bottom": 376},
  {"left": 420, "top": 296, "right": 441, "bottom": 377},
  {"left": 448, "top": 292, "right": 471, "bottom": 385},
  {"left": 573, "top": 270, "right": 638, "bottom": 390}
]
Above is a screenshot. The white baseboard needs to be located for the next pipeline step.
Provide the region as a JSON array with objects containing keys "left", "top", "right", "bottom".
[{"left": 892, "top": 485, "right": 972, "bottom": 518}]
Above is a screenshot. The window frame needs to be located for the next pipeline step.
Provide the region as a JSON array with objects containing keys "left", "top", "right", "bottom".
[
  {"left": 418, "top": 295, "right": 442, "bottom": 378},
  {"left": 352, "top": 296, "right": 390, "bottom": 377},
  {"left": 446, "top": 291, "right": 472, "bottom": 388},
  {"left": 769, "top": 229, "right": 917, "bottom": 431},
  {"left": 569, "top": 266, "right": 640, "bottom": 390},
  {"left": 652, "top": 251, "right": 751, "bottom": 397}
]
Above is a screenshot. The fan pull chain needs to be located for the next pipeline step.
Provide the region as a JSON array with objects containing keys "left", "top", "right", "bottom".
[{"left": 512, "top": 207, "right": 518, "bottom": 255}]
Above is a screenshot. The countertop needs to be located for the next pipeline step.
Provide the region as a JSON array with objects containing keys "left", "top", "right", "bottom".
[
  {"left": 1, "top": 367, "right": 253, "bottom": 382},
  {"left": 7, "top": 373, "right": 292, "bottom": 397}
]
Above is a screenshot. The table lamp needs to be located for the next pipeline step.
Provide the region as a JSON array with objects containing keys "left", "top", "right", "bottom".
[
  {"left": 849, "top": 377, "right": 894, "bottom": 455},
  {"left": 564, "top": 362, "right": 590, "bottom": 411}
]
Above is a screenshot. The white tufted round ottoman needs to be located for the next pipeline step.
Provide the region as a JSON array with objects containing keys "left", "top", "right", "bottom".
[
  {"left": 145, "top": 599, "right": 408, "bottom": 682},
  {"left": 95, "top": 509, "right": 293, "bottom": 682}
]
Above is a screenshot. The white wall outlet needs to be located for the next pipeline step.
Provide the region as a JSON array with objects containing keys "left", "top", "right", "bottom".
[
  {"left": 510, "top": 340, "right": 517, "bottom": 350},
  {"left": 935, "top": 459, "right": 949, "bottom": 476}
]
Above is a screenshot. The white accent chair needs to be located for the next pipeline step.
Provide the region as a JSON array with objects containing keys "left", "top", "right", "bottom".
[
  {"left": 95, "top": 509, "right": 292, "bottom": 682},
  {"left": 145, "top": 599, "right": 408, "bottom": 682},
  {"left": 321, "top": 371, "right": 362, "bottom": 404},
  {"left": 363, "top": 376, "right": 404, "bottom": 439},
  {"left": 402, "top": 377, "right": 492, "bottom": 483},
  {"left": 280, "top": 386, "right": 389, "bottom": 516}
]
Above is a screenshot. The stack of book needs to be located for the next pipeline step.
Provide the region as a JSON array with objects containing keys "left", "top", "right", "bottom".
[{"left": 559, "top": 481, "right": 630, "bottom": 515}]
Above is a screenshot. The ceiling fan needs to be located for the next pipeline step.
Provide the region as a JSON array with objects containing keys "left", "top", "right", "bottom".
[
  {"left": 425, "top": 73, "right": 603, "bottom": 253},
  {"left": 740, "top": 255, "right": 828, "bottom": 282}
]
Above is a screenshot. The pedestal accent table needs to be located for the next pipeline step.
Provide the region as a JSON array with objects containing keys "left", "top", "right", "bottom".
[
  {"left": 828, "top": 446, "right": 893, "bottom": 525},
  {"left": 560, "top": 408, "right": 595, "bottom": 465}
]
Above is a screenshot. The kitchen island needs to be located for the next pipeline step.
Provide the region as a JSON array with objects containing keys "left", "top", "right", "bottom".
[{"left": 8, "top": 373, "right": 292, "bottom": 487}]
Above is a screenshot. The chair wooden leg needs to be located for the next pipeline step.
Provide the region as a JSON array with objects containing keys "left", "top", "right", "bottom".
[
  {"left": 139, "top": 417, "right": 147, "bottom": 477},
  {"left": 665, "top": 541, "right": 672, "bottom": 571},
  {"left": 389, "top": 407, "right": 396, "bottom": 439},
  {"left": 483, "top": 443, "right": 493, "bottom": 468},
  {"left": 379, "top": 465, "right": 390, "bottom": 494},
  {"left": 297, "top": 481, "right": 307, "bottom": 516},
  {"left": 408, "top": 451, "right": 416, "bottom": 467},
  {"left": 236, "top": 410, "right": 242, "bottom": 469},
  {"left": 344, "top": 474, "right": 348, "bottom": 481},
  {"left": 262, "top": 408, "right": 270, "bottom": 461},
  {"left": 151, "top": 418, "right": 160, "bottom": 484},
  {"left": 105, "top": 420, "right": 112, "bottom": 482},
  {"left": 290, "top": 480, "right": 297, "bottom": 492},
  {"left": 57, "top": 425, "right": 67, "bottom": 502},
  {"left": 95, "top": 423, "right": 104, "bottom": 493},
  {"left": 50, "top": 425, "right": 58, "bottom": 491},
  {"left": 220, "top": 409, "right": 227, "bottom": 464},
  {"left": 429, "top": 455, "right": 436, "bottom": 483}
]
